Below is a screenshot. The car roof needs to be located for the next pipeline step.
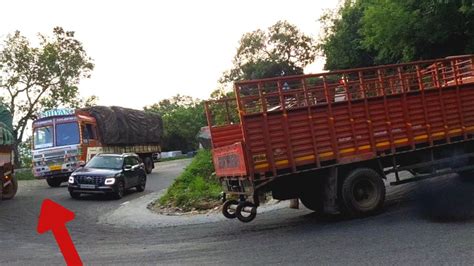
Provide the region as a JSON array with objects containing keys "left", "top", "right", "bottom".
[{"left": 96, "top": 153, "right": 138, "bottom": 157}]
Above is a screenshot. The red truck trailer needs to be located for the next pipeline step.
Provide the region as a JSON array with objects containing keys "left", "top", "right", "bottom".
[{"left": 205, "top": 55, "right": 474, "bottom": 222}]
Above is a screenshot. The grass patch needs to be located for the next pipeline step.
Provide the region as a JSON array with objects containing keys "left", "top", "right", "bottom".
[
  {"left": 14, "top": 169, "right": 35, "bottom": 180},
  {"left": 157, "top": 149, "right": 221, "bottom": 211}
]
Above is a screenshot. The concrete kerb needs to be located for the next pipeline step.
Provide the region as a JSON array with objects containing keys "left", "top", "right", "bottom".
[{"left": 98, "top": 190, "right": 289, "bottom": 228}]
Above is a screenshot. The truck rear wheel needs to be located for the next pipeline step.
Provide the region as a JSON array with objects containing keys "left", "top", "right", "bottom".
[
  {"left": 144, "top": 157, "right": 153, "bottom": 174},
  {"left": 340, "top": 168, "right": 385, "bottom": 217},
  {"left": 46, "top": 177, "right": 63, "bottom": 187},
  {"left": 2, "top": 176, "right": 18, "bottom": 200}
]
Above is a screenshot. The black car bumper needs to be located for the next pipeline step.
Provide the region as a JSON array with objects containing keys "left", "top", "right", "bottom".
[{"left": 68, "top": 184, "right": 117, "bottom": 194}]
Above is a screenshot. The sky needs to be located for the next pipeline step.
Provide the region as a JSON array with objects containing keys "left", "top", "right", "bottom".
[{"left": 0, "top": 0, "right": 339, "bottom": 110}]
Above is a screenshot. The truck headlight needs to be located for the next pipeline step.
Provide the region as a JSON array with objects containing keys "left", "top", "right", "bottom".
[
  {"left": 105, "top": 178, "right": 115, "bottom": 185},
  {"left": 68, "top": 176, "right": 75, "bottom": 184}
]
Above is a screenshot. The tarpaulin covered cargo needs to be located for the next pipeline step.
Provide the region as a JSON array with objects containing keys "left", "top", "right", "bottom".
[
  {"left": 81, "top": 106, "right": 163, "bottom": 146},
  {"left": 0, "top": 105, "right": 13, "bottom": 146}
]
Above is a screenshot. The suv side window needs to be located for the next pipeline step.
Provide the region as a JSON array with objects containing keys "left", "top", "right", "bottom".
[
  {"left": 123, "top": 156, "right": 134, "bottom": 166},
  {"left": 123, "top": 156, "right": 139, "bottom": 167},
  {"left": 130, "top": 156, "right": 140, "bottom": 166}
]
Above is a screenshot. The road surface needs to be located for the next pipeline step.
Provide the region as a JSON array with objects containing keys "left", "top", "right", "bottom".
[{"left": 2, "top": 159, "right": 474, "bottom": 265}]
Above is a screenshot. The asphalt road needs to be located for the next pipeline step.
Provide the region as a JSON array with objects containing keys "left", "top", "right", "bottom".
[{"left": 2, "top": 160, "right": 474, "bottom": 265}]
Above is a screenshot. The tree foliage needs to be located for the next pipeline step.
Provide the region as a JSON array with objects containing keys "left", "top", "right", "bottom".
[
  {"left": 145, "top": 95, "right": 206, "bottom": 152},
  {"left": 319, "top": 1, "right": 376, "bottom": 69},
  {"left": 19, "top": 136, "right": 32, "bottom": 168},
  {"left": 221, "top": 20, "right": 317, "bottom": 83},
  {"left": 0, "top": 27, "right": 94, "bottom": 166},
  {"left": 319, "top": 0, "right": 474, "bottom": 69}
]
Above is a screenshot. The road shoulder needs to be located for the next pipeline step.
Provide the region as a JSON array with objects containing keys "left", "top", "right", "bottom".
[{"left": 98, "top": 189, "right": 289, "bottom": 228}]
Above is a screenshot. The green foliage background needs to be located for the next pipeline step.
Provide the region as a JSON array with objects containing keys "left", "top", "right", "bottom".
[
  {"left": 158, "top": 150, "right": 221, "bottom": 211},
  {"left": 319, "top": 0, "right": 474, "bottom": 70},
  {"left": 145, "top": 95, "right": 207, "bottom": 152}
]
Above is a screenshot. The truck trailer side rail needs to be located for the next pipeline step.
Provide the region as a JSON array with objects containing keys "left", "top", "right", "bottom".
[{"left": 206, "top": 55, "right": 474, "bottom": 180}]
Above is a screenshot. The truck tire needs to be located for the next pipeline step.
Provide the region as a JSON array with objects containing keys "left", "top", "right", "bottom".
[
  {"left": 46, "top": 177, "right": 63, "bottom": 187},
  {"left": 340, "top": 168, "right": 385, "bottom": 217},
  {"left": 222, "top": 199, "right": 238, "bottom": 219},
  {"left": 300, "top": 192, "right": 324, "bottom": 213},
  {"left": 2, "top": 176, "right": 18, "bottom": 200},
  {"left": 144, "top": 157, "right": 153, "bottom": 174},
  {"left": 236, "top": 201, "right": 257, "bottom": 223}
]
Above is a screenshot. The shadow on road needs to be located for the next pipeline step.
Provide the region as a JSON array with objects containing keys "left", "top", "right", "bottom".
[{"left": 414, "top": 175, "right": 474, "bottom": 223}]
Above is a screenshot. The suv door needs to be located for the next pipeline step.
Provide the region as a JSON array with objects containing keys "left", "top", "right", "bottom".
[
  {"left": 123, "top": 156, "right": 137, "bottom": 188},
  {"left": 129, "top": 156, "right": 142, "bottom": 186}
]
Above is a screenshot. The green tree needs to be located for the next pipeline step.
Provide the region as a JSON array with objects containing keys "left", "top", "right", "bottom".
[
  {"left": 146, "top": 95, "right": 207, "bottom": 152},
  {"left": 221, "top": 20, "right": 317, "bottom": 83},
  {"left": 0, "top": 27, "right": 94, "bottom": 166},
  {"left": 361, "top": 0, "right": 474, "bottom": 63},
  {"left": 19, "top": 136, "right": 32, "bottom": 168},
  {"left": 319, "top": 0, "right": 474, "bottom": 69},
  {"left": 319, "top": 0, "right": 376, "bottom": 69}
]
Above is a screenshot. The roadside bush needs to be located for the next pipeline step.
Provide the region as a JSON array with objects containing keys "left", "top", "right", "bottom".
[
  {"left": 14, "top": 169, "right": 35, "bottom": 180},
  {"left": 158, "top": 149, "right": 221, "bottom": 211}
]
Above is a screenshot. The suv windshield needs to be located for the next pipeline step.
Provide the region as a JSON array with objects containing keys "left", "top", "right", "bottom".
[
  {"left": 56, "top": 122, "right": 80, "bottom": 146},
  {"left": 86, "top": 156, "right": 123, "bottom": 170},
  {"left": 33, "top": 126, "right": 54, "bottom": 149}
]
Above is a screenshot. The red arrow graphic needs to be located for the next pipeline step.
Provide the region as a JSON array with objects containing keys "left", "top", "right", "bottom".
[{"left": 37, "top": 199, "right": 83, "bottom": 266}]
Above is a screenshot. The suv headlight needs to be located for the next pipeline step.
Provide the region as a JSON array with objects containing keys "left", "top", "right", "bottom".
[
  {"left": 68, "top": 176, "right": 75, "bottom": 184},
  {"left": 105, "top": 177, "right": 115, "bottom": 185}
]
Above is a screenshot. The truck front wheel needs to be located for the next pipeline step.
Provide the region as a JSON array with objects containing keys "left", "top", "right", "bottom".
[
  {"left": 340, "top": 168, "right": 385, "bottom": 217},
  {"left": 46, "top": 177, "right": 63, "bottom": 187},
  {"left": 2, "top": 176, "right": 18, "bottom": 200}
]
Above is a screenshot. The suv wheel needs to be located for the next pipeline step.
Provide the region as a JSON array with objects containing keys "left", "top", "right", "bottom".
[
  {"left": 113, "top": 180, "right": 125, "bottom": 199},
  {"left": 136, "top": 175, "right": 146, "bottom": 192},
  {"left": 69, "top": 191, "right": 81, "bottom": 199}
]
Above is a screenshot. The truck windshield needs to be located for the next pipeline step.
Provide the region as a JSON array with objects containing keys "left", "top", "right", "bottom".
[
  {"left": 86, "top": 156, "right": 123, "bottom": 170},
  {"left": 33, "top": 126, "right": 54, "bottom": 149},
  {"left": 56, "top": 122, "right": 80, "bottom": 146}
]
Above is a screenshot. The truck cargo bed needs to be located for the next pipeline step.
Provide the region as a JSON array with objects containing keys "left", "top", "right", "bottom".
[{"left": 206, "top": 55, "right": 474, "bottom": 180}]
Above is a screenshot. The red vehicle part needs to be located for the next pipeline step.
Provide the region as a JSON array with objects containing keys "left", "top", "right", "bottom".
[
  {"left": 206, "top": 55, "right": 474, "bottom": 222},
  {"left": 206, "top": 55, "right": 474, "bottom": 180},
  {"left": 212, "top": 142, "right": 247, "bottom": 177}
]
